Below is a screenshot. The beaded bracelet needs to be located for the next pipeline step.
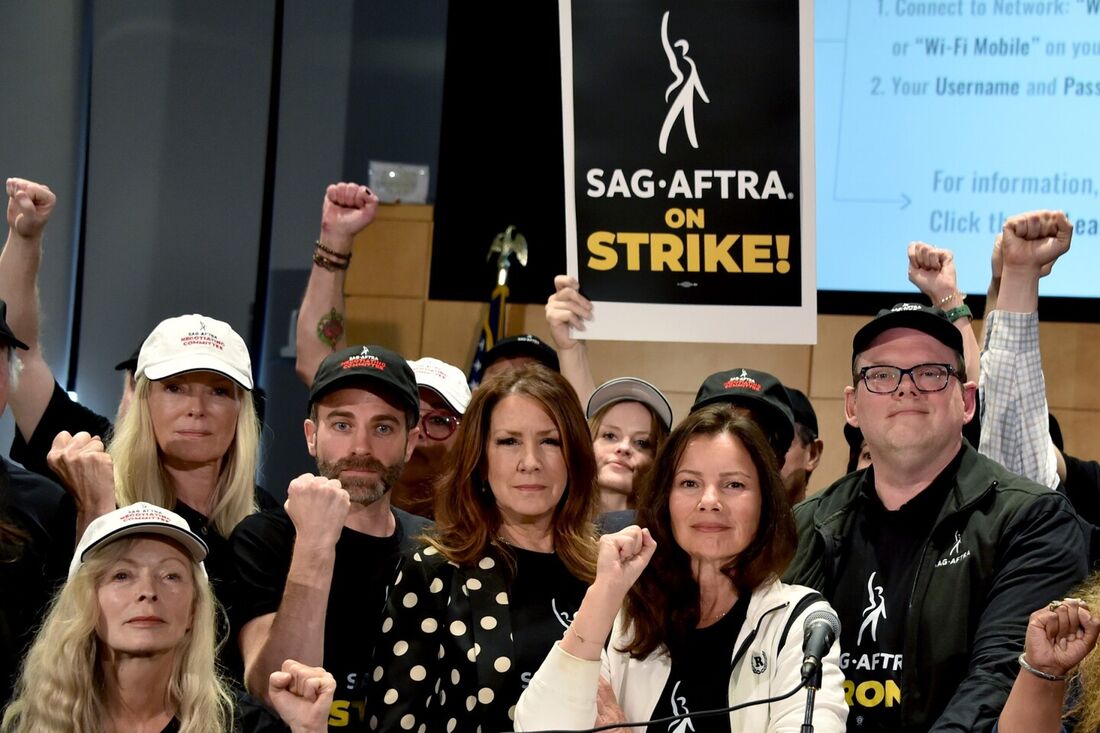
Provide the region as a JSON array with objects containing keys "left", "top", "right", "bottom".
[
  {"left": 937, "top": 291, "right": 966, "bottom": 307},
  {"left": 1018, "top": 653, "right": 1069, "bottom": 681},
  {"left": 315, "top": 240, "right": 351, "bottom": 261},
  {"left": 313, "top": 251, "right": 349, "bottom": 272}
]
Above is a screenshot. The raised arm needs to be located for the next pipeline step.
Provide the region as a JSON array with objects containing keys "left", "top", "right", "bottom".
[
  {"left": 0, "top": 178, "right": 61, "bottom": 440},
  {"left": 515, "top": 527, "right": 654, "bottom": 731},
  {"left": 238, "top": 474, "right": 349, "bottom": 703},
  {"left": 979, "top": 211, "right": 1071, "bottom": 488},
  {"left": 907, "top": 242, "right": 979, "bottom": 385},
  {"left": 294, "top": 182, "right": 379, "bottom": 385},
  {"left": 545, "top": 274, "right": 597, "bottom": 406}
]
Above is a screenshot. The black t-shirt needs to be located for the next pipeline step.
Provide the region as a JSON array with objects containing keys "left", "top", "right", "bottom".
[
  {"left": 646, "top": 593, "right": 751, "bottom": 733},
  {"left": 10, "top": 380, "right": 113, "bottom": 486},
  {"left": 831, "top": 451, "right": 960, "bottom": 733},
  {"left": 176, "top": 488, "right": 280, "bottom": 682},
  {"left": 508, "top": 546, "right": 589, "bottom": 690},
  {"left": 0, "top": 459, "right": 70, "bottom": 709},
  {"left": 231, "top": 506, "right": 429, "bottom": 732},
  {"left": 158, "top": 688, "right": 291, "bottom": 732}
]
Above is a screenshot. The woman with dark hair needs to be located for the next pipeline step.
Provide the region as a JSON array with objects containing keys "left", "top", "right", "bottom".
[
  {"left": 367, "top": 363, "right": 600, "bottom": 732},
  {"left": 515, "top": 404, "right": 847, "bottom": 732}
]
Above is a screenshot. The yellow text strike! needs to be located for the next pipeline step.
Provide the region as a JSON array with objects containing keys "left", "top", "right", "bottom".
[{"left": 586, "top": 231, "right": 792, "bottom": 274}]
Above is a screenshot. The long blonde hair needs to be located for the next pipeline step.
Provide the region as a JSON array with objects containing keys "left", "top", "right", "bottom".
[
  {"left": 1069, "top": 571, "right": 1100, "bottom": 733},
  {"left": 1, "top": 537, "right": 233, "bottom": 733},
  {"left": 110, "top": 376, "right": 259, "bottom": 537}
]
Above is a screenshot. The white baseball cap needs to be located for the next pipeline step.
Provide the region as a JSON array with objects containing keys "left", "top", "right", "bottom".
[
  {"left": 409, "top": 357, "right": 471, "bottom": 415},
  {"left": 69, "top": 502, "right": 208, "bottom": 580},
  {"left": 137, "top": 314, "right": 253, "bottom": 390},
  {"left": 586, "top": 377, "right": 674, "bottom": 431}
]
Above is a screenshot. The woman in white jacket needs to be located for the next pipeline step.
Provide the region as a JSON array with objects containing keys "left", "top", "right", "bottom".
[{"left": 516, "top": 404, "right": 847, "bottom": 733}]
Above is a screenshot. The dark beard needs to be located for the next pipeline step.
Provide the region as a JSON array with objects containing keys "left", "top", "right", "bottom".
[{"left": 316, "top": 455, "right": 406, "bottom": 506}]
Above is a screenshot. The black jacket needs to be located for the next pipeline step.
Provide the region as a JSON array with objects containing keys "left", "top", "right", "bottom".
[{"left": 784, "top": 443, "right": 1088, "bottom": 733}]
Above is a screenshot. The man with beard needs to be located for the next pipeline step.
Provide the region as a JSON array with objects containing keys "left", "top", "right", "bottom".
[{"left": 231, "top": 345, "right": 430, "bottom": 730}]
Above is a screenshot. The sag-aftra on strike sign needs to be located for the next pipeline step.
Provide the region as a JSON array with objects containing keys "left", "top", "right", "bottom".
[{"left": 560, "top": 0, "right": 816, "bottom": 344}]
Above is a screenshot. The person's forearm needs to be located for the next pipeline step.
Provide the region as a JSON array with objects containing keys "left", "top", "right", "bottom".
[
  {"left": 997, "top": 671, "right": 1067, "bottom": 733},
  {"left": 560, "top": 582, "right": 626, "bottom": 660},
  {"left": 247, "top": 543, "right": 337, "bottom": 701},
  {"left": 294, "top": 230, "right": 352, "bottom": 385},
  {"left": 994, "top": 267, "right": 1040, "bottom": 313},
  {"left": 558, "top": 342, "right": 597, "bottom": 409},
  {"left": 0, "top": 230, "right": 44, "bottom": 347}
]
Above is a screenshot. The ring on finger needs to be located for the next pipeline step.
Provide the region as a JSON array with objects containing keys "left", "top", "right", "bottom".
[{"left": 1049, "top": 600, "right": 1063, "bottom": 612}]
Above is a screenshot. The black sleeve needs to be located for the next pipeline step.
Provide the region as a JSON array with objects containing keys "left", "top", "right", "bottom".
[
  {"left": 234, "top": 688, "right": 290, "bottom": 733},
  {"left": 929, "top": 491, "right": 1088, "bottom": 733},
  {"left": 10, "top": 381, "right": 113, "bottom": 484},
  {"left": 1061, "top": 454, "right": 1100, "bottom": 569},
  {"left": 1062, "top": 453, "right": 1100, "bottom": 527},
  {"left": 229, "top": 509, "right": 295, "bottom": 629}
]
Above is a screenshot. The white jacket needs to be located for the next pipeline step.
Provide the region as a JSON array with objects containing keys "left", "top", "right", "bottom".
[{"left": 515, "top": 578, "right": 847, "bottom": 733}]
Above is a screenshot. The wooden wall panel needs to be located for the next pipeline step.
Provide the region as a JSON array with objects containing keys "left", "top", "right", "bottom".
[
  {"left": 347, "top": 205, "right": 1100, "bottom": 480},
  {"left": 345, "top": 296, "right": 424, "bottom": 358},
  {"left": 344, "top": 204, "right": 433, "bottom": 298}
]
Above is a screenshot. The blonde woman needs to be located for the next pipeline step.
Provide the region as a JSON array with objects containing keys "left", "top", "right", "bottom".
[
  {"left": 1, "top": 503, "right": 334, "bottom": 733},
  {"left": 46, "top": 314, "right": 276, "bottom": 678}
]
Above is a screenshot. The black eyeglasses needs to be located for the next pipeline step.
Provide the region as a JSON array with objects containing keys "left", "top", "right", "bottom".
[
  {"left": 419, "top": 410, "right": 460, "bottom": 440},
  {"left": 857, "top": 363, "right": 957, "bottom": 394}
]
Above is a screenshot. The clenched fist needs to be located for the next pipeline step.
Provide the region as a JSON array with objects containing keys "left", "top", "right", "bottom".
[
  {"left": 6, "top": 178, "right": 56, "bottom": 239},
  {"left": 285, "top": 473, "right": 350, "bottom": 549},
  {"left": 46, "top": 431, "right": 116, "bottom": 515}
]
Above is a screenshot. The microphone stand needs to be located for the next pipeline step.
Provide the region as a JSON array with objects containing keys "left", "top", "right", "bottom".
[{"left": 799, "top": 664, "right": 822, "bottom": 733}]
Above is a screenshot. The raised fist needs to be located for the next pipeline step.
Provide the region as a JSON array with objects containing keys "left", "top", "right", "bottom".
[
  {"left": 6, "top": 178, "right": 56, "bottom": 238},
  {"left": 284, "top": 473, "right": 350, "bottom": 548},
  {"left": 595, "top": 525, "right": 656, "bottom": 598},
  {"left": 268, "top": 659, "right": 337, "bottom": 733},
  {"left": 46, "top": 431, "right": 116, "bottom": 514},
  {"left": 1000, "top": 210, "right": 1072, "bottom": 278},
  {"left": 907, "top": 242, "right": 960, "bottom": 307},
  {"left": 318, "top": 182, "right": 379, "bottom": 249},
  {"left": 1021, "top": 598, "right": 1100, "bottom": 679}
]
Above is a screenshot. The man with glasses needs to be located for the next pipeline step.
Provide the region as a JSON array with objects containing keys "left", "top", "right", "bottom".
[
  {"left": 394, "top": 357, "right": 471, "bottom": 519},
  {"left": 785, "top": 303, "right": 1086, "bottom": 733}
]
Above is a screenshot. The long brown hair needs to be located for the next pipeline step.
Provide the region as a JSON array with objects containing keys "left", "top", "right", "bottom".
[
  {"left": 620, "top": 404, "right": 797, "bottom": 659},
  {"left": 428, "top": 364, "right": 598, "bottom": 582},
  {"left": 588, "top": 399, "right": 671, "bottom": 505}
]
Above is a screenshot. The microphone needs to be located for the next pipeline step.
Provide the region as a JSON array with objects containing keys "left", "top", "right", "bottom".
[{"left": 800, "top": 609, "right": 841, "bottom": 686}]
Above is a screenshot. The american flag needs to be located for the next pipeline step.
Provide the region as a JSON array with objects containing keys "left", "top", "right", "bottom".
[{"left": 467, "top": 283, "right": 508, "bottom": 389}]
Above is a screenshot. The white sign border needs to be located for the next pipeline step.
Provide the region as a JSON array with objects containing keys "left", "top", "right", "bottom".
[{"left": 560, "top": 0, "right": 817, "bottom": 345}]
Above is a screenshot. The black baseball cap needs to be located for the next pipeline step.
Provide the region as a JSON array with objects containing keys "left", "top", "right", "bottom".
[
  {"left": 691, "top": 368, "right": 795, "bottom": 457},
  {"left": 843, "top": 423, "right": 864, "bottom": 452},
  {"left": 114, "top": 345, "right": 142, "bottom": 372},
  {"left": 852, "top": 303, "right": 962, "bottom": 363},
  {"left": 785, "top": 387, "right": 818, "bottom": 438},
  {"left": 0, "top": 301, "right": 28, "bottom": 351},
  {"left": 308, "top": 345, "right": 419, "bottom": 422},
  {"left": 483, "top": 334, "right": 560, "bottom": 373}
]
